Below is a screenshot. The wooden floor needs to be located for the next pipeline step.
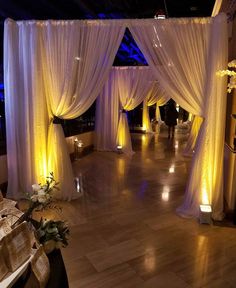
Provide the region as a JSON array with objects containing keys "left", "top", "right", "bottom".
[{"left": 47, "top": 131, "right": 236, "bottom": 287}]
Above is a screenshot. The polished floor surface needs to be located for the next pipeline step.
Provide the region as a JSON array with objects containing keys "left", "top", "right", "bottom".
[{"left": 48, "top": 131, "right": 236, "bottom": 287}]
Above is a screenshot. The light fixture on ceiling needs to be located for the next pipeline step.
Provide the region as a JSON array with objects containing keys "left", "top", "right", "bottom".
[
  {"left": 154, "top": 9, "right": 166, "bottom": 19},
  {"left": 154, "top": 0, "right": 169, "bottom": 19}
]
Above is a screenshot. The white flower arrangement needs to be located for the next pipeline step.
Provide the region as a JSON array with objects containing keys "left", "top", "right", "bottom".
[
  {"left": 29, "top": 172, "right": 59, "bottom": 207},
  {"left": 11, "top": 173, "right": 69, "bottom": 253},
  {"left": 11, "top": 172, "right": 59, "bottom": 229},
  {"left": 216, "top": 60, "right": 236, "bottom": 93}
]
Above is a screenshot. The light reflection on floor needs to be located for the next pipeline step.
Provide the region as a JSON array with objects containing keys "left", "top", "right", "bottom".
[{"left": 36, "top": 130, "right": 236, "bottom": 288}]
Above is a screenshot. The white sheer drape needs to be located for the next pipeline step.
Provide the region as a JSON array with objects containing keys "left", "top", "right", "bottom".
[
  {"left": 4, "top": 19, "right": 125, "bottom": 199},
  {"left": 4, "top": 15, "right": 228, "bottom": 219},
  {"left": 183, "top": 116, "right": 203, "bottom": 156},
  {"left": 142, "top": 83, "right": 169, "bottom": 133},
  {"left": 212, "top": 0, "right": 223, "bottom": 16},
  {"left": 95, "top": 69, "right": 120, "bottom": 151},
  {"left": 115, "top": 67, "right": 153, "bottom": 155},
  {"left": 96, "top": 67, "right": 153, "bottom": 154},
  {"left": 4, "top": 19, "right": 49, "bottom": 199},
  {"left": 129, "top": 14, "right": 228, "bottom": 219}
]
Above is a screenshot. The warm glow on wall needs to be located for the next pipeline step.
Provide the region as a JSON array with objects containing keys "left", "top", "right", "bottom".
[
  {"left": 117, "top": 123, "right": 126, "bottom": 147},
  {"left": 33, "top": 135, "right": 48, "bottom": 183},
  {"left": 201, "top": 186, "right": 209, "bottom": 205},
  {"left": 142, "top": 101, "right": 152, "bottom": 133}
]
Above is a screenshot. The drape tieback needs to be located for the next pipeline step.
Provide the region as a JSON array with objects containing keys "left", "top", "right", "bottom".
[
  {"left": 120, "top": 108, "right": 127, "bottom": 114},
  {"left": 52, "top": 116, "right": 62, "bottom": 124}
]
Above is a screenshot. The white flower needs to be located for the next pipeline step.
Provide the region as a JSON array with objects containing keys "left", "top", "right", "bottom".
[
  {"left": 31, "top": 194, "right": 38, "bottom": 202},
  {"left": 38, "top": 195, "right": 47, "bottom": 203},
  {"left": 46, "top": 227, "right": 58, "bottom": 234},
  {"left": 38, "top": 189, "right": 46, "bottom": 196},
  {"left": 32, "top": 184, "right": 41, "bottom": 192}
]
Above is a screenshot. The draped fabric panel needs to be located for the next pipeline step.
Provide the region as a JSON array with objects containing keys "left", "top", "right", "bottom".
[
  {"left": 95, "top": 69, "right": 120, "bottom": 151},
  {"left": 41, "top": 20, "right": 125, "bottom": 200},
  {"left": 115, "top": 67, "right": 154, "bottom": 155},
  {"left": 211, "top": 0, "right": 223, "bottom": 16},
  {"left": 183, "top": 116, "right": 203, "bottom": 157},
  {"left": 4, "top": 19, "right": 125, "bottom": 199},
  {"left": 4, "top": 15, "right": 228, "bottom": 220},
  {"left": 155, "top": 94, "right": 170, "bottom": 121},
  {"left": 179, "top": 14, "right": 228, "bottom": 220},
  {"left": 4, "top": 19, "right": 49, "bottom": 199},
  {"left": 155, "top": 94, "right": 170, "bottom": 133},
  {"left": 128, "top": 18, "right": 211, "bottom": 116},
  {"left": 96, "top": 67, "right": 154, "bottom": 154},
  {"left": 142, "top": 82, "right": 169, "bottom": 133},
  {"left": 129, "top": 14, "right": 228, "bottom": 219}
]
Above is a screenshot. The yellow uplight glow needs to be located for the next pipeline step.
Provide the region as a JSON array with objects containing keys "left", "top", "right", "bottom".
[{"left": 202, "top": 186, "right": 209, "bottom": 205}]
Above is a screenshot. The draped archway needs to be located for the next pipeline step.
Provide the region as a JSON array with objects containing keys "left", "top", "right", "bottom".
[{"left": 4, "top": 14, "right": 228, "bottom": 220}]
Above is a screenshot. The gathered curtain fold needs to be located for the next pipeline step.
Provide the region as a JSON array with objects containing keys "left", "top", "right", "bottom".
[
  {"left": 142, "top": 82, "right": 169, "bottom": 133},
  {"left": 4, "top": 15, "right": 228, "bottom": 220},
  {"left": 4, "top": 19, "right": 125, "bottom": 199},
  {"left": 183, "top": 116, "right": 203, "bottom": 156},
  {"left": 95, "top": 69, "right": 120, "bottom": 151},
  {"left": 115, "top": 67, "right": 154, "bottom": 155},
  {"left": 129, "top": 14, "right": 228, "bottom": 219},
  {"left": 4, "top": 19, "right": 49, "bottom": 199},
  {"left": 96, "top": 67, "right": 154, "bottom": 154}
]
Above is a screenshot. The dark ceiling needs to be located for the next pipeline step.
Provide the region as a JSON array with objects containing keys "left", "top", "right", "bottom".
[
  {"left": 0, "top": 0, "right": 215, "bottom": 77},
  {"left": 0, "top": 0, "right": 215, "bottom": 20}
]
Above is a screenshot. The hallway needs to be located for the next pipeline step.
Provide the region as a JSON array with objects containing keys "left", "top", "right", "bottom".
[{"left": 58, "top": 132, "right": 236, "bottom": 288}]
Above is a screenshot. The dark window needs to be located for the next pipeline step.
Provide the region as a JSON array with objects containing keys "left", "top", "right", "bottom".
[{"left": 61, "top": 101, "right": 96, "bottom": 137}]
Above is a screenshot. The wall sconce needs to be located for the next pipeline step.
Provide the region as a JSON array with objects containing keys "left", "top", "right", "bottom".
[
  {"left": 117, "top": 145, "right": 123, "bottom": 154},
  {"left": 74, "top": 138, "right": 84, "bottom": 160},
  {"left": 199, "top": 204, "right": 212, "bottom": 224}
]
